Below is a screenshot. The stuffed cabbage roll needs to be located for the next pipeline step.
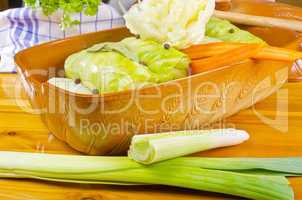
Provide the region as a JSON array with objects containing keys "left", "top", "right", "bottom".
[
  {"left": 121, "top": 37, "right": 190, "bottom": 82},
  {"left": 124, "top": 0, "right": 216, "bottom": 49},
  {"left": 48, "top": 78, "right": 93, "bottom": 95},
  {"left": 64, "top": 38, "right": 190, "bottom": 94},
  {"left": 205, "top": 17, "right": 265, "bottom": 44}
]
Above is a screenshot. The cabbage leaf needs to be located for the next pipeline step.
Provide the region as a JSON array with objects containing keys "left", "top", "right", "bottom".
[
  {"left": 64, "top": 38, "right": 190, "bottom": 93},
  {"left": 124, "top": 0, "right": 216, "bottom": 49}
]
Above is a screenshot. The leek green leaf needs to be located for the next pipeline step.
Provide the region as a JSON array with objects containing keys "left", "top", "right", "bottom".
[{"left": 163, "top": 157, "right": 302, "bottom": 175}]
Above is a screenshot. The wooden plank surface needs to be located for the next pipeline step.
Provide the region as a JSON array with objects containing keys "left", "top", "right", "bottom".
[
  {"left": 0, "top": 73, "right": 302, "bottom": 200},
  {"left": 0, "top": 0, "right": 8, "bottom": 11},
  {"left": 278, "top": 0, "right": 302, "bottom": 6}
]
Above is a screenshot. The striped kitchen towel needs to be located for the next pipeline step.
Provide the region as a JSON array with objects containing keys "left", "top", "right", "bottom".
[{"left": 0, "top": 3, "right": 125, "bottom": 73}]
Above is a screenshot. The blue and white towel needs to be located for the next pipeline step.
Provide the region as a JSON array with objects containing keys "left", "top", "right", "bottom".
[{"left": 0, "top": 3, "right": 130, "bottom": 73}]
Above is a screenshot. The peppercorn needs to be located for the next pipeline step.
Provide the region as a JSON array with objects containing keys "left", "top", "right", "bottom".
[
  {"left": 163, "top": 43, "right": 170, "bottom": 49},
  {"left": 92, "top": 89, "right": 99, "bottom": 94},
  {"left": 74, "top": 78, "right": 81, "bottom": 84},
  {"left": 229, "top": 28, "right": 235, "bottom": 34},
  {"left": 140, "top": 61, "right": 147, "bottom": 66}
]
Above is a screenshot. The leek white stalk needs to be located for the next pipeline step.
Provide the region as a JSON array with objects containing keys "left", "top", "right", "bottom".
[
  {"left": 0, "top": 151, "right": 294, "bottom": 200},
  {"left": 128, "top": 129, "right": 249, "bottom": 164}
]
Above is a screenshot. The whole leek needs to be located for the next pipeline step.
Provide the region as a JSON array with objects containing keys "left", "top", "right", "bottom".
[{"left": 0, "top": 151, "right": 295, "bottom": 200}]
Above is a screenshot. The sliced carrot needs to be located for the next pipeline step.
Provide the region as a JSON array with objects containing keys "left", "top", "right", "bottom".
[
  {"left": 190, "top": 44, "right": 262, "bottom": 74},
  {"left": 183, "top": 42, "right": 302, "bottom": 62},
  {"left": 183, "top": 42, "right": 241, "bottom": 59},
  {"left": 255, "top": 46, "right": 302, "bottom": 62}
]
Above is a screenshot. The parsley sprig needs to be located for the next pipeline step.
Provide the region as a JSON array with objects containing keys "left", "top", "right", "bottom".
[{"left": 24, "top": 0, "right": 102, "bottom": 29}]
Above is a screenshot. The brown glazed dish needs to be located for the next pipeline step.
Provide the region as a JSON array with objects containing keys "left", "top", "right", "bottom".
[{"left": 15, "top": 1, "right": 302, "bottom": 155}]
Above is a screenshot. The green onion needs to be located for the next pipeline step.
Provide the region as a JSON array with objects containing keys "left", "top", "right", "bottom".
[
  {"left": 0, "top": 151, "right": 295, "bottom": 200},
  {"left": 128, "top": 129, "right": 249, "bottom": 164}
]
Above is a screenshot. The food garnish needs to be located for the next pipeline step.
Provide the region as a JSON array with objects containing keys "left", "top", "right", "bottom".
[{"left": 24, "top": 0, "right": 101, "bottom": 29}]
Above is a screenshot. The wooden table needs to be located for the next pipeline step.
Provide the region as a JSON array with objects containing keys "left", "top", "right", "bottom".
[
  {"left": 0, "top": 0, "right": 8, "bottom": 11},
  {"left": 0, "top": 73, "right": 302, "bottom": 200},
  {"left": 278, "top": 0, "right": 302, "bottom": 6}
]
